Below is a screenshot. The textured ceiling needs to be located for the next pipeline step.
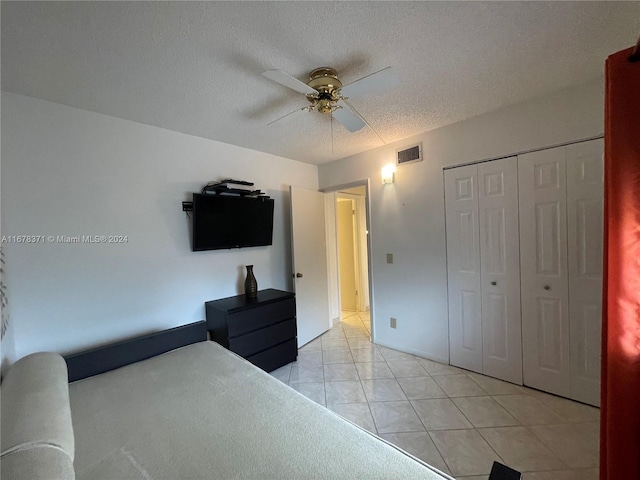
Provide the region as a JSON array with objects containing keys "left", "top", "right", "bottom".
[{"left": 2, "top": 2, "right": 639, "bottom": 165}]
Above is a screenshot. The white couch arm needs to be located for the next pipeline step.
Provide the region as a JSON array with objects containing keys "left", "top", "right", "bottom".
[{"left": 1, "top": 352, "right": 75, "bottom": 480}]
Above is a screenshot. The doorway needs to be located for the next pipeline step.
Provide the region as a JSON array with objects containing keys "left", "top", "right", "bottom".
[{"left": 329, "top": 185, "right": 372, "bottom": 336}]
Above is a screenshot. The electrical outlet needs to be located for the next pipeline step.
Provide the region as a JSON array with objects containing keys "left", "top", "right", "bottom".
[
  {"left": 390, "top": 317, "right": 397, "bottom": 329},
  {"left": 386, "top": 253, "right": 393, "bottom": 264}
]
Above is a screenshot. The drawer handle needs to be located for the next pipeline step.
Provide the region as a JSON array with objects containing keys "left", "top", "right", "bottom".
[
  {"left": 544, "top": 285, "right": 551, "bottom": 291},
  {"left": 491, "top": 281, "right": 497, "bottom": 286},
  {"left": 295, "top": 272, "right": 303, "bottom": 278}
]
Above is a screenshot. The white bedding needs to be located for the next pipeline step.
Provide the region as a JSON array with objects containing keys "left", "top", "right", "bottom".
[{"left": 69, "top": 341, "right": 452, "bottom": 479}]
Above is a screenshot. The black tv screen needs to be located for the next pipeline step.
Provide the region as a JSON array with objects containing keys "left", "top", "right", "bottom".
[{"left": 192, "top": 193, "right": 274, "bottom": 251}]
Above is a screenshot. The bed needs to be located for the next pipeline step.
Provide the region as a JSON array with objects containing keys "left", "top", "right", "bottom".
[{"left": 1, "top": 321, "right": 453, "bottom": 480}]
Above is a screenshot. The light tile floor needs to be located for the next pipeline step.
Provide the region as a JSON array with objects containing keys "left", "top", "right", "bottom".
[{"left": 270, "top": 311, "right": 600, "bottom": 480}]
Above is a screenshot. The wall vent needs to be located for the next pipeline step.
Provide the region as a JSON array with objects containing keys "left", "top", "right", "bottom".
[{"left": 396, "top": 143, "right": 422, "bottom": 166}]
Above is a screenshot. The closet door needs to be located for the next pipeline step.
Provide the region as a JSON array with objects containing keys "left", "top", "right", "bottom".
[
  {"left": 445, "top": 165, "right": 482, "bottom": 373},
  {"left": 478, "top": 158, "right": 523, "bottom": 384},
  {"left": 566, "top": 139, "right": 604, "bottom": 406},
  {"left": 519, "top": 148, "right": 571, "bottom": 397}
]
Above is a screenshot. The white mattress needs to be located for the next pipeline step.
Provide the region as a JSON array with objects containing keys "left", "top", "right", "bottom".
[{"left": 69, "top": 341, "right": 452, "bottom": 479}]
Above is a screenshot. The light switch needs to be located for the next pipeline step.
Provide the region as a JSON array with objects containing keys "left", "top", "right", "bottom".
[{"left": 386, "top": 253, "right": 393, "bottom": 264}]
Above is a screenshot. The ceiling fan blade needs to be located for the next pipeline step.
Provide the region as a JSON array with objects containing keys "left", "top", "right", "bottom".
[
  {"left": 340, "top": 66, "right": 399, "bottom": 98},
  {"left": 262, "top": 70, "right": 318, "bottom": 95},
  {"left": 267, "top": 106, "right": 309, "bottom": 126},
  {"left": 340, "top": 98, "right": 386, "bottom": 144},
  {"left": 333, "top": 102, "right": 366, "bottom": 132}
]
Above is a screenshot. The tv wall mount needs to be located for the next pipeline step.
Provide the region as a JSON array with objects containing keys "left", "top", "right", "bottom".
[{"left": 182, "top": 179, "right": 270, "bottom": 212}]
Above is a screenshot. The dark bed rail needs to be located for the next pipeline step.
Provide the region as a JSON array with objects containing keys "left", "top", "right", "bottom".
[{"left": 65, "top": 321, "right": 207, "bottom": 382}]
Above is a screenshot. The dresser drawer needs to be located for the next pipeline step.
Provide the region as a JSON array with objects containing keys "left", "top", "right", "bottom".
[
  {"left": 246, "top": 338, "right": 298, "bottom": 372},
  {"left": 229, "top": 318, "right": 297, "bottom": 357},
  {"left": 227, "top": 298, "right": 296, "bottom": 337}
]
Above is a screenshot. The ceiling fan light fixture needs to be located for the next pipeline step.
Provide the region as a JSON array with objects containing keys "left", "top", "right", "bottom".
[{"left": 316, "top": 98, "right": 335, "bottom": 114}]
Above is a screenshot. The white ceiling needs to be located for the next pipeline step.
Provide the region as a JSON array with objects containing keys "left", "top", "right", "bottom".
[{"left": 2, "top": 2, "right": 638, "bottom": 165}]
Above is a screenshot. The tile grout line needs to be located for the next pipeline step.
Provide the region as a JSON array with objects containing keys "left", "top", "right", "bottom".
[
  {"left": 354, "top": 356, "right": 379, "bottom": 435},
  {"left": 438, "top": 377, "right": 511, "bottom": 474},
  {"left": 425, "top": 430, "right": 456, "bottom": 478}
]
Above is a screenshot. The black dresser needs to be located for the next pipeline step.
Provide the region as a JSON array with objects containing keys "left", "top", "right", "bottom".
[{"left": 205, "top": 289, "right": 297, "bottom": 372}]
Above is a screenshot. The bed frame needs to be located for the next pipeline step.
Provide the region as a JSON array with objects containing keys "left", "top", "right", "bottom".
[{"left": 64, "top": 321, "right": 207, "bottom": 381}]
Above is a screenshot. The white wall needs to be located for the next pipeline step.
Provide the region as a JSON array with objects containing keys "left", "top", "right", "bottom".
[
  {"left": 1, "top": 92, "right": 318, "bottom": 361},
  {"left": 318, "top": 77, "right": 604, "bottom": 363}
]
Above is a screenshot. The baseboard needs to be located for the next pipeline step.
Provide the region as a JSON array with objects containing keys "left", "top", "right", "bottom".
[{"left": 373, "top": 339, "right": 450, "bottom": 365}]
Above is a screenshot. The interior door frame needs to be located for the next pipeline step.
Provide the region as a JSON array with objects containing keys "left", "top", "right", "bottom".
[
  {"left": 321, "top": 179, "right": 375, "bottom": 341},
  {"left": 336, "top": 193, "right": 368, "bottom": 312},
  {"left": 354, "top": 194, "right": 369, "bottom": 312}
]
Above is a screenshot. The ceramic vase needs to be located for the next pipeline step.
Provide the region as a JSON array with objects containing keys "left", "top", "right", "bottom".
[{"left": 244, "top": 265, "right": 258, "bottom": 299}]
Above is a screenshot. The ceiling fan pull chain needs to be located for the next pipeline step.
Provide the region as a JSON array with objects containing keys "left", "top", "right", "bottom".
[{"left": 332, "top": 114, "right": 335, "bottom": 155}]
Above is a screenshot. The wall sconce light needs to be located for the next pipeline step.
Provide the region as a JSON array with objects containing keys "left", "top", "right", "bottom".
[{"left": 381, "top": 164, "right": 396, "bottom": 184}]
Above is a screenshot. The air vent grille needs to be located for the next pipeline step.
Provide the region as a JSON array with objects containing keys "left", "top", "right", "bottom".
[{"left": 396, "top": 144, "right": 422, "bottom": 166}]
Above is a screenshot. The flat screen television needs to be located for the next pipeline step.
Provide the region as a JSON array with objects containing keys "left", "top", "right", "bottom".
[{"left": 192, "top": 193, "right": 274, "bottom": 251}]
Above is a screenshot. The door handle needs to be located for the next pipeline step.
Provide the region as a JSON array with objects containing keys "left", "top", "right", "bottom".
[{"left": 295, "top": 273, "right": 303, "bottom": 278}]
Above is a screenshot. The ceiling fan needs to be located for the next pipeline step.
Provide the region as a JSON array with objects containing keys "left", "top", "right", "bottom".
[{"left": 262, "top": 66, "right": 399, "bottom": 136}]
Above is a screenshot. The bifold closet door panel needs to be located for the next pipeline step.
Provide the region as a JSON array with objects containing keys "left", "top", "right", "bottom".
[
  {"left": 519, "top": 148, "right": 571, "bottom": 397},
  {"left": 478, "top": 157, "right": 523, "bottom": 385},
  {"left": 566, "top": 139, "right": 604, "bottom": 407},
  {"left": 445, "top": 165, "right": 482, "bottom": 373}
]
